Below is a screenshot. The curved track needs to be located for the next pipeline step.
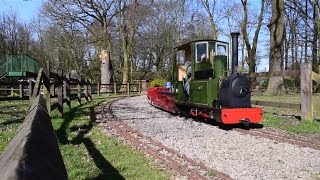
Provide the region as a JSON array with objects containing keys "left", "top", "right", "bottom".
[
  {"left": 98, "top": 99, "right": 232, "bottom": 180},
  {"left": 98, "top": 96, "right": 320, "bottom": 180},
  {"left": 234, "top": 128, "right": 320, "bottom": 151}
]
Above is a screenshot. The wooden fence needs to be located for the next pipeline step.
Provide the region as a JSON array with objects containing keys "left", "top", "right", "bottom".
[
  {"left": 249, "top": 63, "right": 320, "bottom": 120},
  {"left": 0, "top": 79, "right": 145, "bottom": 103},
  {"left": 95, "top": 82, "right": 142, "bottom": 96},
  {"left": 0, "top": 68, "right": 69, "bottom": 180}
]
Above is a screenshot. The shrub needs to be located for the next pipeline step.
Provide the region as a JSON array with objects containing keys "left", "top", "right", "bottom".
[{"left": 149, "top": 77, "right": 167, "bottom": 87}]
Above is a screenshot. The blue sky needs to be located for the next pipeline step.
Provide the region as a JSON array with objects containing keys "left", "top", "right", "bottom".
[{"left": 0, "top": 0, "right": 45, "bottom": 22}]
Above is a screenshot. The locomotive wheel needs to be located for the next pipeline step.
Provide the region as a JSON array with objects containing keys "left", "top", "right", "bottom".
[{"left": 179, "top": 108, "right": 190, "bottom": 119}]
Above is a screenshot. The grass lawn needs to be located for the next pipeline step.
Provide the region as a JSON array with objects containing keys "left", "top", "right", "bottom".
[
  {"left": 0, "top": 95, "right": 172, "bottom": 180},
  {"left": 252, "top": 93, "right": 320, "bottom": 135},
  {"left": 0, "top": 100, "right": 29, "bottom": 152},
  {"left": 51, "top": 94, "right": 172, "bottom": 180}
]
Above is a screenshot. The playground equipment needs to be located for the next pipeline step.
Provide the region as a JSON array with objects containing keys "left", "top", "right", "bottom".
[{"left": 0, "top": 55, "right": 40, "bottom": 82}]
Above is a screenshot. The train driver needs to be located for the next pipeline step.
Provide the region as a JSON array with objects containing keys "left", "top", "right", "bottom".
[{"left": 184, "top": 61, "right": 192, "bottom": 95}]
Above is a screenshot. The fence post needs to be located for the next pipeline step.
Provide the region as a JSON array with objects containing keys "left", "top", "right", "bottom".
[
  {"left": 42, "top": 71, "right": 51, "bottom": 114},
  {"left": 127, "top": 82, "right": 130, "bottom": 96},
  {"left": 97, "top": 82, "right": 100, "bottom": 96},
  {"left": 52, "top": 83, "right": 55, "bottom": 97},
  {"left": 77, "top": 77, "right": 81, "bottom": 105},
  {"left": 29, "top": 80, "right": 34, "bottom": 102},
  {"left": 19, "top": 82, "right": 24, "bottom": 98},
  {"left": 84, "top": 79, "right": 89, "bottom": 101},
  {"left": 139, "top": 82, "right": 141, "bottom": 94},
  {"left": 57, "top": 70, "right": 63, "bottom": 116},
  {"left": 114, "top": 82, "right": 117, "bottom": 95},
  {"left": 88, "top": 79, "right": 92, "bottom": 101},
  {"left": 10, "top": 87, "right": 14, "bottom": 97},
  {"left": 64, "top": 73, "right": 71, "bottom": 109},
  {"left": 301, "top": 63, "right": 313, "bottom": 120}
]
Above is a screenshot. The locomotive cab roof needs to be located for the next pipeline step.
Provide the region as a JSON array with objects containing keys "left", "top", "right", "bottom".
[
  {"left": 174, "top": 39, "right": 230, "bottom": 82},
  {"left": 175, "top": 39, "right": 228, "bottom": 51}
]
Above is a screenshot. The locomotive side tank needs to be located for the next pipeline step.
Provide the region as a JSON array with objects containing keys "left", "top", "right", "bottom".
[{"left": 147, "top": 32, "right": 262, "bottom": 126}]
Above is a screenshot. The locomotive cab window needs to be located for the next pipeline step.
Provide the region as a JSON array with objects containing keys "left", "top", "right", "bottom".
[
  {"left": 216, "top": 44, "right": 227, "bottom": 55},
  {"left": 196, "top": 42, "right": 208, "bottom": 63}
]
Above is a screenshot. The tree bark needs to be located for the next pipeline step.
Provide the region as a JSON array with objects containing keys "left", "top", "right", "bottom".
[
  {"left": 100, "top": 50, "right": 113, "bottom": 93},
  {"left": 312, "top": 0, "right": 319, "bottom": 73},
  {"left": 119, "top": 0, "right": 138, "bottom": 84},
  {"left": 266, "top": 0, "right": 285, "bottom": 95}
]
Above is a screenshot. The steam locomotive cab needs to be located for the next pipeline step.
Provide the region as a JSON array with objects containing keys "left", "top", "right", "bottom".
[
  {"left": 147, "top": 33, "right": 262, "bottom": 125},
  {"left": 174, "top": 40, "right": 228, "bottom": 106}
]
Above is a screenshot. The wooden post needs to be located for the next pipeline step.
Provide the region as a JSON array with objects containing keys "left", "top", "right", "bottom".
[
  {"left": 19, "top": 83, "right": 24, "bottom": 98},
  {"left": 88, "top": 79, "right": 92, "bottom": 101},
  {"left": 127, "top": 82, "right": 130, "bottom": 96},
  {"left": 97, "top": 82, "right": 100, "bottom": 96},
  {"left": 64, "top": 73, "right": 71, "bottom": 109},
  {"left": 52, "top": 83, "right": 55, "bottom": 97},
  {"left": 301, "top": 63, "right": 313, "bottom": 120},
  {"left": 114, "top": 82, "right": 117, "bottom": 95},
  {"left": 57, "top": 70, "right": 63, "bottom": 116},
  {"left": 29, "top": 80, "right": 34, "bottom": 102},
  {"left": 42, "top": 71, "right": 51, "bottom": 114},
  {"left": 77, "top": 77, "right": 81, "bottom": 105},
  {"left": 84, "top": 79, "right": 88, "bottom": 101},
  {"left": 139, "top": 82, "right": 141, "bottom": 94},
  {"left": 11, "top": 87, "right": 14, "bottom": 97}
]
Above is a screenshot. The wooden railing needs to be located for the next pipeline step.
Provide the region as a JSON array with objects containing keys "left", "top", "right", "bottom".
[
  {"left": 0, "top": 68, "right": 68, "bottom": 179},
  {"left": 249, "top": 63, "right": 320, "bottom": 120},
  {"left": 0, "top": 80, "right": 146, "bottom": 102},
  {"left": 95, "top": 82, "right": 142, "bottom": 96}
]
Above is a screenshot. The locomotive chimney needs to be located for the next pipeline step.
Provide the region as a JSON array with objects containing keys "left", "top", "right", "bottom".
[{"left": 231, "top": 32, "right": 240, "bottom": 74}]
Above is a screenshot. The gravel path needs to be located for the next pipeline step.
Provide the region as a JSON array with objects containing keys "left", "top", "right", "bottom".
[{"left": 112, "top": 95, "right": 320, "bottom": 180}]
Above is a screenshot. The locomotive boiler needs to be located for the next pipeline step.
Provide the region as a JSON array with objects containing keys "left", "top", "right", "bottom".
[{"left": 147, "top": 32, "right": 262, "bottom": 126}]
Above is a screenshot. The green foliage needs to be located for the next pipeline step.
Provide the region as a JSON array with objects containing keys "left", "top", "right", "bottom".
[
  {"left": 149, "top": 77, "right": 167, "bottom": 87},
  {"left": 283, "top": 77, "right": 300, "bottom": 92},
  {"left": 8, "top": 92, "right": 19, "bottom": 97}
]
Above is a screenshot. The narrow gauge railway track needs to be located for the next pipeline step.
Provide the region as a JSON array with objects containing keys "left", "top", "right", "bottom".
[
  {"left": 234, "top": 128, "right": 320, "bottom": 150},
  {"left": 98, "top": 99, "right": 232, "bottom": 180}
]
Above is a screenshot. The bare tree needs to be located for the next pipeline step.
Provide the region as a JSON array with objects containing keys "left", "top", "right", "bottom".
[
  {"left": 197, "top": 0, "right": 218, "bottom": 39},
  {"left": 118, "top": 0, "right": 139, "bottom": 83},
  {"left": 241, "top": 0, "right": 265, "bottom": 85},
  {"left": 41, "top": 0, "right": 117, "bottom": 92},
  {"left": 266, "top": 0, "right": 285, "bottom": 94},
  {"left": 312, "top": 0, "right": 319, "bottom": 73}
]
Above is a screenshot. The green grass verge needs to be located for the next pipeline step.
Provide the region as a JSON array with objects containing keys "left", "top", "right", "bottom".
[
  {"left": 262, "top": 112, "right": 320, "bottom": 134},
  {"left": 50, "top": 95, "right": 172, "bottom": 180},
  {"left": 0, "top": 95, "right": 172, "bottom": 179},
  {"left": 0, "top": 100, "right": 29, "bottom": 152},
  {"left": 252, "top": 93, "right": 320, "bottom": 134}
]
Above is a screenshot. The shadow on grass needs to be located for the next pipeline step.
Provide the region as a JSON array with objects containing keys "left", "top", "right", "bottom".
[
  {"left": 56, "top": 101, "right": 125, "bottom": 180},
  {"left": 0, "top": 118, "right": 24, "bottom": 126}
]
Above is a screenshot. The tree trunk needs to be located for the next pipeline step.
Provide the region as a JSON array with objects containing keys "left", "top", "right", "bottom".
[
  {"left": 200, "top": 0, "right": 218, "bottom": 39},
  {"left": 284, "top": 27, "right": 289, "bottom": 70},
  {"left": 100, "top": 50, "right": 113, "bottom": 93},
  {"left": 122, "top": 50, "right": 130, "bottom": 83},
  {"left": 266, "top": 0, "right": 285, "bottom": 95},
  {"left": 312, "top": 0, "right": 319, "bottom": 73},
  {"left": 240, "top": 0, "right": 264, "bottom": 86}
]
